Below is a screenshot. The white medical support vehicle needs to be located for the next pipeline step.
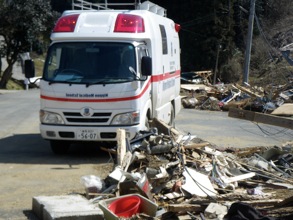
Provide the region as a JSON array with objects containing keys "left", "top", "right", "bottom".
[{"left": 25, "top": 1, "right": 181, "bottom": 154}]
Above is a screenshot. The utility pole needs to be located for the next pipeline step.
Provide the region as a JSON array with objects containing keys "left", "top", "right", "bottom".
[
  {"left": 213, "top": 44, "right": 221, "bottom": 85},
  {"left": 243, "top": 0, "right": 256, "bottom": 85}
]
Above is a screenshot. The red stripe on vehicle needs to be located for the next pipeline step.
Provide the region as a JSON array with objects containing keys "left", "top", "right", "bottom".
[{"left": 152, "top": 70, "right": 180, "bottom": 82}]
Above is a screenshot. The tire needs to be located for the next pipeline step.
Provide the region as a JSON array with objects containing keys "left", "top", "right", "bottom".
[
  {"left": 168, "top": 104, "right": 175, "bottom": 127},
  {"left": 50, "top": 140, "right": 70, "bottom": 155},
  {"left": 145, "top": 115, "right": 150, "bottom": 131}
]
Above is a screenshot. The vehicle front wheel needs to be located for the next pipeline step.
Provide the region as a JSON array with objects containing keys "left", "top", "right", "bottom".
[
  {"left": 145, "top": 115, "right": 150, "bottom": 131},
  {"left": 50, "top": 140, "right": 70, "bottom": 154}
]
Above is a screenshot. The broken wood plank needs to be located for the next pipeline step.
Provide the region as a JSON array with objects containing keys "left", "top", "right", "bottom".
[
  {"left": 121, "top": 151, "right": 132, "bottom": 172},
  {"left": 220, "top": 172, "right": 256, "bottom": 184},
  {"left": 100, "top": 147, "right": 117, "bottom": 155},
  {"left": 264, "top": 206, "right": 293, "bottom": 217},
  {"left": 214, "top": 194, "right": 282, "bottom": 206},
  {"left": 234, "top": 83, "right": 263, "bottom": 98},
  {"left": 167, "top": 204, "right": 205, "bottom": 213},
  {"left": 239, "top": 199, "right": 282, "bottom": 207},
  {"left": 271, "top": 103, "right": 293, "bottom": 116},
  {"left": 180, "top": 84, "right": 212, "bottom": 92},
  {"left": 117, "top": 128, "right": 126, "bottom": 166},
  {"left": 86, "top": 193, "right": 115, "bottom": 197},
  {"left": 183, "top": 142, "right": 210, "bottom": 149},
  {"left": 277, "top": 195, "right": 293, "bottom": 207},
  {"left": 151, "top": 118, "right": 181, "bottom": 137},
  {"left": 228, "top": 108, "right": 293, "bottom": 129},
  {"left": 194, "top": 70, "right": 212, "bottom": 79}
]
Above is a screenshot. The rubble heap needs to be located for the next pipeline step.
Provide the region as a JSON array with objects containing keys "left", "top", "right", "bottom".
[
  {"left": 180, "top": 71, "right": 293, "bottom": 118},
  {"left": 82, "top": 119, "right": 293, "bottom": 220}
]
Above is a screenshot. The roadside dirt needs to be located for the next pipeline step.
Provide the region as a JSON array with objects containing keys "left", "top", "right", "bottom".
[{"left": 0, "top": 138, "right": 114, "bottom": 219}]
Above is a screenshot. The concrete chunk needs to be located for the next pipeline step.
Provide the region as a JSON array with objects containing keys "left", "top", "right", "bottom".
[
  {"left": 32, "top": 195, "right": 103, "bottom": 220},
  {"left": 204, "top": 202, "right": 228, "bottom": 219}
]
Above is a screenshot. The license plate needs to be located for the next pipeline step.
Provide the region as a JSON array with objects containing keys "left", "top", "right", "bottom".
[{"left": 77, "top": 129, "right": 98, "bottom": 140}]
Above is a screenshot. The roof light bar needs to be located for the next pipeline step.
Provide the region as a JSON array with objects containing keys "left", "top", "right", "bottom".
[
  {"left": 114, "top": 14, "right": 145, "bottom": 33},
  {"left": 53, "top": 14, "right": 80, "bottom": 33}
]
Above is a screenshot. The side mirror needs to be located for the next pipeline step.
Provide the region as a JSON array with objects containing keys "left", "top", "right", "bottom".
[
  {"left": 141, "top": 56, "right": 152, "bottom": 76},
  {"left": 24, "top": 59, "right": 35, "bottom": 78}
]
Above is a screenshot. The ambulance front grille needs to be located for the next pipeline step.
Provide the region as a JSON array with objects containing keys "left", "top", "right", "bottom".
[{"left": 63, "top": 112, "right": 111, "bottom": 123}]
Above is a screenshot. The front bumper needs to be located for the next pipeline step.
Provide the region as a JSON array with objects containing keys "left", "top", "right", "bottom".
[{"left": 40, "top": 124, "right": 142, "bottom": 142}]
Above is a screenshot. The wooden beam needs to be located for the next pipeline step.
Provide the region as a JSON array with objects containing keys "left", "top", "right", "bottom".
[
  {"left": 180, "top": 84, "right": 212, "bottom": 92},
  {"left": 117, "top": 128, "right": 126, "bottom": 166},
  {"left": 234, "top": 83, "right": 263, "bottom": 98},
  {"left": 277, "top": 195, "right": 293, "bottom": 207},
  {"left": 228, "top": 108, "right": 293, "bottom": 130},
  {"left": 167, "top": 204, "right": 205, "bottom": 213},
  {"left": 183, "top": 142, "right": 210, "bottom": 149},
  {"left": 151, "top": 118, "right": 181, "bottom": 137},
  {"left": 237, "top": 199, "right": 282, "bottom": 207},
  {"left": 271, "top": 103, "right": 293, "bottom": 116}
]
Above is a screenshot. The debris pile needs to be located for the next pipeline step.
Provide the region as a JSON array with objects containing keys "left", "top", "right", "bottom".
[
  {"left": 83, "top": 119, "right": 293, "bottom": 220},
  {"left": 180, "top": 71, "right": 293, "bottom": 118}
]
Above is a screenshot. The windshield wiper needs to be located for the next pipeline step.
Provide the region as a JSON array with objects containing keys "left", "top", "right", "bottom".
[
  {"left": 85, "top": 79, "right": 111, "bottom": 87},
  {"left": 48, "top": 76, "right": 83, "bottom": 85},
  {"left": 85, "top": 78, "right": 134, "bottom": 87}
]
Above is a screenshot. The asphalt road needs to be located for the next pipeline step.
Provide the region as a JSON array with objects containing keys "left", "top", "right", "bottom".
[
  {"left": 175, "top": 108, "right": 293, "bottom": 149},
  {"left": 0, "top": 89, "right": 292, "bottom": 219},
  {"left": 0, "top": 89, "right": 113, "bottom": 219}
]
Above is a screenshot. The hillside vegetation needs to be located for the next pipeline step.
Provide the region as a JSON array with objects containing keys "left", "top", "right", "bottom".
[{"left": 152, "top": 0, "right": 293, "bottom": 87}]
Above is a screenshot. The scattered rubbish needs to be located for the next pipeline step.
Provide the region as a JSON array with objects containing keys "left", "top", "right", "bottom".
[
  {"left": 271, "top": 103, "right": 293, "bottom": 116},
  {"left": 182, "top": 167, "right": 218, "bottom": 197},
  {"left": 33, "top": 119, "right": 293, "bottom": 219},
  {"left": 80, "top": 175, "right": 105, "bottom": 199},
  {"left": 180, "top": 71, "right": 293, "bottom": 123},
  {"left": 181, "top": 71, "right": 212, "bottom": 85},
  {"left": 90, "top": 119, "right": 293, "bottom": 219},
  {"left": 247, "top": 186, "right": 263, "bottom": 195}
]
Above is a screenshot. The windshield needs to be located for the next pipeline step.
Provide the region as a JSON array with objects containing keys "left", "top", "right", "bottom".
[{"left": 43, "top": 42, "right": 137, "bottom": 85}]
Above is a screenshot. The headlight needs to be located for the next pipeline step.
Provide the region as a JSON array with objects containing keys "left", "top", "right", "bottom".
[
  {"left": 40, "top": 110, "right": 65, "bottom": 124},
  {"left": 111, "top": 111, "right": 140, "bottom": 125}
]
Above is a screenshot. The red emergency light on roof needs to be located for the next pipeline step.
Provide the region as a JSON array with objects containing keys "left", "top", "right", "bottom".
[
  {"left": 114, "top": 14, "right": 145, "bottom": 33},
  {"left": 175, "top": 23, "right": 181, "bottom": 32},
  {"left": 53, "top": 14, "right": 79, "bottom": 33}
]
